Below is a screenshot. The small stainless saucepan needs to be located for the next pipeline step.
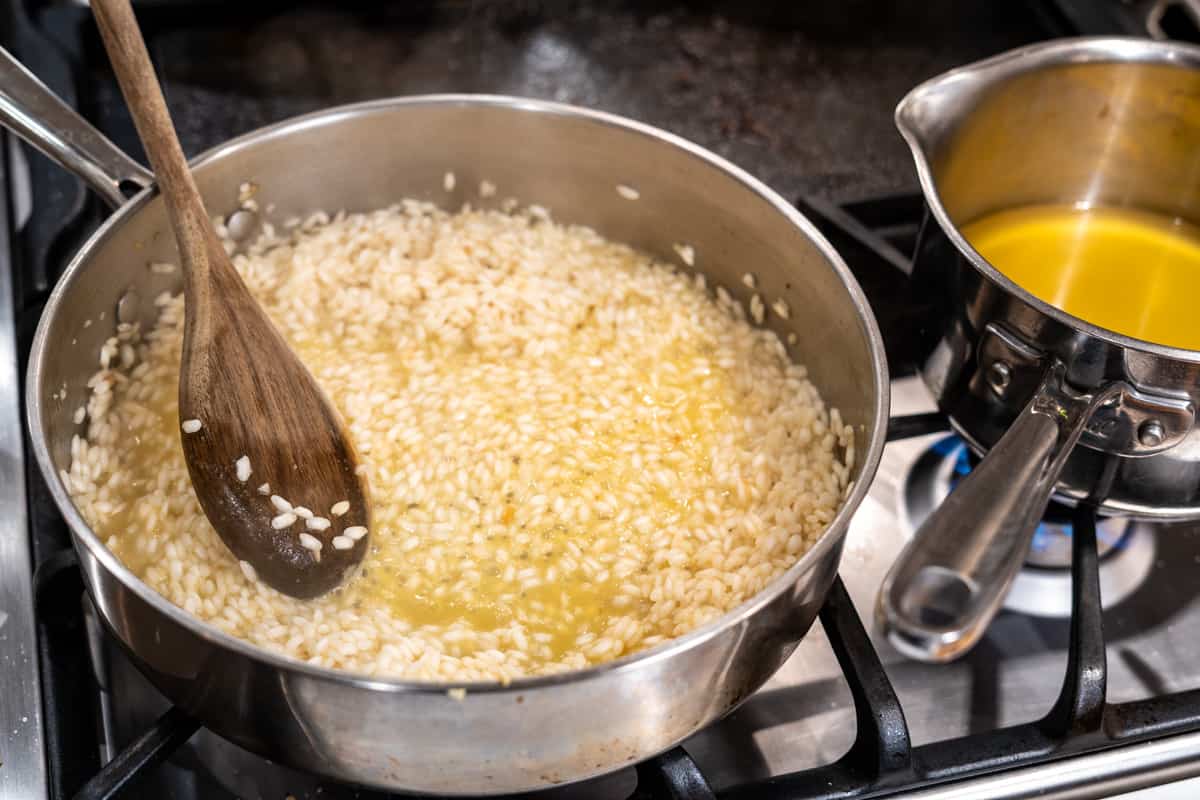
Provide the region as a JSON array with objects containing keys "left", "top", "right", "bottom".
[
  {"left": 878, "top": 37, "right": 1200, "bottom": 663},
  {"left": 2, "top": 48, "right": 889, "bottom": 794}
]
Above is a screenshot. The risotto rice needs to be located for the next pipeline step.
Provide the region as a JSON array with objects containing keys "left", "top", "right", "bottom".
[{"left": 65, "top": 199, "right": 852, "bottom": 681}]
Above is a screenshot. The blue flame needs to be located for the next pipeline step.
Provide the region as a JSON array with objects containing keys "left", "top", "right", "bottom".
[{"left": 936, "top": 435, "right": 1128, "bottom": 554}]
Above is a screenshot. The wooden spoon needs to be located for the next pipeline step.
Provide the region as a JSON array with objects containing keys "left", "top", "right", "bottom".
[{"left": 91, "top": 0, "right": 369, "bottom": 599}]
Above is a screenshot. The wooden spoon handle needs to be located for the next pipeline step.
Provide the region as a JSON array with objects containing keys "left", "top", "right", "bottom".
[{"left": 90, "top": 0, "right": 214, "bottom": 291}]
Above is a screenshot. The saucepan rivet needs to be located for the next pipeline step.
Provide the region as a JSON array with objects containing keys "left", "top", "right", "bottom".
[
  {"left": 986, "top": 361, "right": 1011, "bottom": 394},
  {"left": 1138, "top": 419, "right": 1166, "bottom": 448}
]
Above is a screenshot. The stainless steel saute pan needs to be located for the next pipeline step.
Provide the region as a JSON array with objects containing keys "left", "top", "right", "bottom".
[{"left": 2, "top": 49, "right": 888, "bottom": 795}]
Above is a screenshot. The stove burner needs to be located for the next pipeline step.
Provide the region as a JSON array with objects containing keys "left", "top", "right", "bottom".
[
  {"left": 900, "top": 435, "right": 1157, "bottom": 617},
  {"left": 1020, "top": 501, "right": 1125, "bottom": 568}
]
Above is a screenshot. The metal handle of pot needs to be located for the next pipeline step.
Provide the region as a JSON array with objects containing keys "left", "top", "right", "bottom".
[
  {"left": 877, "top": 362, "right": 1124, "bottom": 662},
  {"left": 0, "top": 46, "right": 152, "bottom": 207}
]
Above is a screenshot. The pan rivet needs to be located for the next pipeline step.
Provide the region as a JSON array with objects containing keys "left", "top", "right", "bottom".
[
  {"left": 1138, "top": 420, "right": 1165, "bottom": 448},
  {"left": 117, "top": 289, "right": 139, "bottom": 324},
  {"left": 226, "top": 209, "right": 257, "bottom": 241},
  {"left": 986, "top": 362, "right": 1011, "bottom": 395}
]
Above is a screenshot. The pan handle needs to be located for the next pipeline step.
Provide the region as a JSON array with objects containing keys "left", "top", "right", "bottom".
[
  {"left": 0, "top": 46, "right": 152, "bottom": 208},
  {"left": 877, "top": 362, "right": 1123, "bottom": 662}
]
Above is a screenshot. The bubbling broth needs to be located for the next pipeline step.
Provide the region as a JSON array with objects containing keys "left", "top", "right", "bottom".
[{"left": 960, "top": 204, "right": 1200, "bottom": 350}]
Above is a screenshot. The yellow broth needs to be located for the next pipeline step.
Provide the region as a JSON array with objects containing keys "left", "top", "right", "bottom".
[{"left": 961, "top": 204, "right": 1200, "bottom": 349}]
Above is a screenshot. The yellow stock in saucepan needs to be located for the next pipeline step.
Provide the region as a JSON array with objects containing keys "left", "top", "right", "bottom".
[{"left": 961, "top": 204, "right": 1200, "bottom": 351}]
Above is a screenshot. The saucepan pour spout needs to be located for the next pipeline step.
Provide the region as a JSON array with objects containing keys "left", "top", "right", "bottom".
[
  {"left": 893, "top": 64, "right": 981, "bottom": 183},
  {"left": 893, "top": 40, "right": 1067, "bottom": 232}
]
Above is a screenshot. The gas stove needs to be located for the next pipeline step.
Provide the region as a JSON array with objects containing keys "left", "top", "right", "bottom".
[{"left": 5, "top": 2, "right": 1200, "bottom": 799}]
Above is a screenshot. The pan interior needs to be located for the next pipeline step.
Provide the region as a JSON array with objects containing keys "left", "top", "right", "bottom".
[{"left": 33, "top": 97, "right": 886, "bottom": 677}]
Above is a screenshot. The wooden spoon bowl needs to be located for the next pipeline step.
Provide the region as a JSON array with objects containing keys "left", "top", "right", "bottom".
[{"left": 92, "top": 0, "right": 369, "bottom": 598}]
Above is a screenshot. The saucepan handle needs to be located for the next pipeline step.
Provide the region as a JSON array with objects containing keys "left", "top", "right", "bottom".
[
  {"left": 877, "top": 361, "right": 1124, "bottom": 662},
  {"left": 0, "top": 45, "right": 152, "bottom": 208}
]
